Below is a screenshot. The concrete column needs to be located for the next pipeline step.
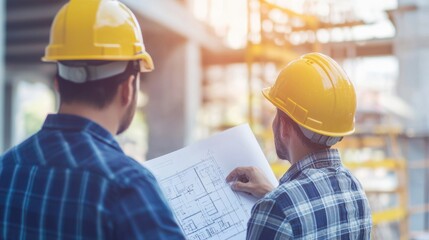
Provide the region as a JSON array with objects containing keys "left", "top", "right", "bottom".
[
  {"left": 395, "top": 0, "right": 429, "bottom": 133},
  {"left": 143, "top": 35, "right": 202, "bottom": 159},
  {"left": 395, "top": 0, "right": 429, "bottom": 233},
  {"left": 3, "top": 82, "right": 14, "bottom": 150},
  {"left": 0, "top": 0, "right": 5, "bottom": 152}
]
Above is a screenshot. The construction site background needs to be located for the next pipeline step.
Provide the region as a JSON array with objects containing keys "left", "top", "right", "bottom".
[{"left": 1, "top": 0, "right": 429, "bottom": 239}]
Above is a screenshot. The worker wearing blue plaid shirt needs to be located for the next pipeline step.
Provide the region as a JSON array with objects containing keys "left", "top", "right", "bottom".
[
  {"left": 0, "top": 0, "right": 184, "bottom": 239},
  {"left": 0, "top": 114, "right": 184, "bottom": 239},
  {"left": 227, "top": 53, "right": 372, "bottom": 239}
]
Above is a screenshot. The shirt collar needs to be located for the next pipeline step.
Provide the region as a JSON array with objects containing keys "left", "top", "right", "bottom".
[
  {"left": 42, "top": 113, "right": 123, "bottom": 152},
  {"left": 279, "top": 148, "right": 342, "bottom": 184}
]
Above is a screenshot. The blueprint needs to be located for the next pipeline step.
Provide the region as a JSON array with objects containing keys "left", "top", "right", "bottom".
[{"left": 143, "top": 124, "right": 278, "bottom": 240}]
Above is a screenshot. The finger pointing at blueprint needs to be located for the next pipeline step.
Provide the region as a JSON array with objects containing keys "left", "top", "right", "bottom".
[{"left": 143, "top": 124, "right": 278, "bottom": 240}]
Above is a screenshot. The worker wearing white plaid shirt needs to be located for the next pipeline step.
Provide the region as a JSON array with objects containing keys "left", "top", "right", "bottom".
[{"left": 227, "top": 53, "right": 372, "bottom": 239}]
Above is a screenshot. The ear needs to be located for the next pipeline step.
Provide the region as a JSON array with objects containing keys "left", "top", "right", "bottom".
[
  {"left": 120, "top": 75, "right": 135, "bottom": 106},
  {"left": 281, "top": 118, "right": 299, "bottom": 144},
  {"left": 279, "top": 117, "right": 289, "bottom": 138}
]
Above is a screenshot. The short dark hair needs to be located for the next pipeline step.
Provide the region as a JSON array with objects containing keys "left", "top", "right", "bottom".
[
  {"left": 277, "top": 109, "right": 329, "bottom": 150},
  {"left": 56, "top": 61, "right": 139, "bottom": 109}
]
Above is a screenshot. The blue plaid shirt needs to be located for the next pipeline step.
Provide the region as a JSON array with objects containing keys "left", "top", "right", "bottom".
[
  {"left": 0, "top": 114, "right": 184, "bottom": 240},
  {"left": 247, "top": 149, "right": 372, "bottom": 239}
]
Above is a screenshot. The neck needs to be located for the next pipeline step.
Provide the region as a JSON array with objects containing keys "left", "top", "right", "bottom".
[
  {"left": 289, "top": 143, "right": 313, "bottom": 165},
  {"left": 59, "top": 103, "right": 119, "bottom": 135},
  {"left": 290, "top": 143, "right": 329, "bottom": 165}
]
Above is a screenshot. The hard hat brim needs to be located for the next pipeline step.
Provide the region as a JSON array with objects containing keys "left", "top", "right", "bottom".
[{"left": 42, "top": 52, "right": 154, "bottom": 72}]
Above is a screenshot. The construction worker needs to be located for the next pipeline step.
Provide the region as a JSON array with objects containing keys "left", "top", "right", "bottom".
[
  {"left": 227, "top": 53, "right": 372, "bottom": 239},
  {"left": 0, "top": 0, "right": 184, "bottom": 239}
]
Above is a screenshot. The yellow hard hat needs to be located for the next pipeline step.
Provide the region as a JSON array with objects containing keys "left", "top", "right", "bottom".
[
  {"left": 43, "top": 0, "right": 154, "bottom": 72},
  {"left": 263, "top": 52, "right": 356, "bottom": 137}
]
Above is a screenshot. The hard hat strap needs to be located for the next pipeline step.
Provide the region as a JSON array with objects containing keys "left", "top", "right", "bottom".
[
  {"left": 298, "top": 125, "right": 342, "bottom": 146},
  {"left": 58, "top": 61, "right": 130, "bottom": 83}
]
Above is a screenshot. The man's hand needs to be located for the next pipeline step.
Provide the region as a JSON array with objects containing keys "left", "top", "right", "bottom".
[{"left": 226, "top": 167, "right": 275, "bottom": 198}]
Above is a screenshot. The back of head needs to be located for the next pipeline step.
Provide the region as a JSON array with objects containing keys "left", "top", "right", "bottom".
[
  {"left": 56, "top": 61, "right": 140, "bottom": 108},
  {"left": 263, "top": 52, "right": 357, "bottom": 146}
]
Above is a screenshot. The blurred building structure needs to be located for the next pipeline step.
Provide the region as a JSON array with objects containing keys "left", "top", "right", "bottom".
[
  {"left": 394, "top": 0, "right": 429, "bottom": 238},
  {"left": 0, "top": 0, "right": 4, "bottom": 153},
  {"left": 1, "top": 0, "right": 429, "bottom": 239},
  {"left": 0, "top": 0, "right": 226, "bottom": 160}
]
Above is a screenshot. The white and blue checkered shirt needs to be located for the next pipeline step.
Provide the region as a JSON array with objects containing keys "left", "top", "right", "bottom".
[
  {"left": 247, "top": 149, "right": 372, "bottom": 239},
  {"left": 0, "top": 114, "right": 185, "bottom": 240}
]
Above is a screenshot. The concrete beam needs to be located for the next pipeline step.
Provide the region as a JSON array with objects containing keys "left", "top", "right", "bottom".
[
  {"left": 7, "top": 43, "right": 46, "bottom": 56},
  {"left": 7, "top": 4, "right": 62, "bottom": 23},
  {"left": 6, "top": 0, "right": 224, "bottom": 65},
  {"left": 6, "top": 0, "right": 210, "bottom": 42},
  {"left": 123, "top": 0, "right": 224, "bottom": 52},
  {"left": 7, "top": 27, "right": 50, "bottom": 42},
  {"left": 327, "top": 38, "right": 394, "bottom": 59},
  {"left": 202, "top": 38, "right": 394, "bottom": 65}
]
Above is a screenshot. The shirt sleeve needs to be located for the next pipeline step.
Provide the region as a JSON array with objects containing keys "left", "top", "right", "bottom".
[
  {"left": 112, "top": 170, "right": 185, "bottom": 240},
  {"left": 247, "top": 198, "right": 292, "bottom": 240}
]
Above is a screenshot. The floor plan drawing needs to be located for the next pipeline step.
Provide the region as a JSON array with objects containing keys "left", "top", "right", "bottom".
[
  {"left": 143, "top": 124, "right": 279, "bottom": 240},
  {"left": 159, "top": 152, "right": 248, "bottom": 240}
]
